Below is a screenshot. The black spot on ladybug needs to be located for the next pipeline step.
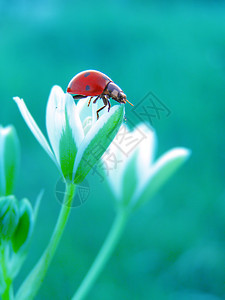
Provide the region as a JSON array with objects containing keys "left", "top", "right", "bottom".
[
  {"left": 86, "top": 85, "right": 90, "bottom": 91},
  {"left": 84, "top": 72, "right": 90, "bottom": 77}
]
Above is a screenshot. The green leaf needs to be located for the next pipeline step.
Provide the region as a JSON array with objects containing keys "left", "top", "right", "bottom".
[
  {"left": 73, "top": 105, "right": 124, "bottom": 183},
  {"left": 11, "top": 198, "right": 33, "bottom": 253}
]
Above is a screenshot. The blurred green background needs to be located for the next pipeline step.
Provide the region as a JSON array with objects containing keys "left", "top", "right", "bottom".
[{"left": 1, "top": 0, "right": 225, "bottom": 299}]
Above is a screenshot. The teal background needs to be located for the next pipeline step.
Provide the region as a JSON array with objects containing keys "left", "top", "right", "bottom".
[{"left": 1, "top": 0, "right": 225, "bottom": 299}]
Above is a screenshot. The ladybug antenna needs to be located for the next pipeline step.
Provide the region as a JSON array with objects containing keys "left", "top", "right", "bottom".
[{"left": 126, "top": 99, "right": 134, "bottom": 106}]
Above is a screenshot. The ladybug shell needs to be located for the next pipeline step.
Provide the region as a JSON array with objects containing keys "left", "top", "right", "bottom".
[{"left": 67, "top": 70, "right": 112, "bottom": 96}]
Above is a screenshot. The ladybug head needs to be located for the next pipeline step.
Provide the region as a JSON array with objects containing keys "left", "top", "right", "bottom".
[
  {"left": 116, "top": 91, "right": 127, "bottom": 104},
  {"left": 105, "top": 82, "right": 133, "bottom": 106}
]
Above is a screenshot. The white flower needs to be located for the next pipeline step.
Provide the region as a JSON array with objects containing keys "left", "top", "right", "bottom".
[
  {"left": 101, "top": 123, "right": 191, "bottom": 210},
  {"left": 13, "top": 86, "right": 124, "bottom": 183}
]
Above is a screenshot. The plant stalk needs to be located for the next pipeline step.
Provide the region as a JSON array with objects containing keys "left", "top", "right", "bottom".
[
  {"left": 1, "top": 245, "right": 14, "bottom": 300},
  {"left": 72, "top": 208, "right": 128, "bottom": 300},
  {"left": 15, "top": 182, "right": 76, "bottom": 300}
]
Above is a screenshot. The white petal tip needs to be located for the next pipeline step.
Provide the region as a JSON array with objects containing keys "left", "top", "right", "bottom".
[
  {"left": 172, "top": 148, "right": 191, "bottom": 159},
  {"left": 13, "top": 96, "right": 22, "bottom": 103},
  {"left": 13, "top": 94, "right": 56, "bottom": 164}
]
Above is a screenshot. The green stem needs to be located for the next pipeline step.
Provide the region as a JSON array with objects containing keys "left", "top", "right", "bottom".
[
  {"left": 1, "top": 279, "right": 13, "bottom": 300},
  {"left": 15, "top": 182, "right": 76, "bottom": 300},
  {"left": 1, "top": 246, "right": 13, "bottom": 300},
  {"left": 72, "top": 208, "right": 129, "bottom": 300}
]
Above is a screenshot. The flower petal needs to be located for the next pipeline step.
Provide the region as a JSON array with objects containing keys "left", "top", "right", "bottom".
[
  {"left": 59, "top": 95, "right": 84, "bottom": 180},
  {"left": 13, "top": 97, "right": 56, "bottom": 164},
  {"left": 101, "top": 136, "right": 127, "bottom": 200},
  {"left": 65, "top": 93, "right": 84, "bottom": 147},
  {"left": 46, "top": 85, "right": 66, "bottom": 164},
  {"left": 46, "top": 87, "right": 84, "bottom": 166},
  {"left": 136, "top": 123, "right": 156, "bottom": 183},
  {"left": 102, "top": 124, "right": 153, "bottom": 202},
  {"left": 73, "top": 105, "right": 124, "bottom": 183},
  {"left": 113, "top": 123, "right": 155, "bottom": 202},
  {"left": 46, "top": 86, "right": 84, "bottom": 180},
  {"left": 121, "top": 151, "right": 139, "bottom": 206},
  {"left": 101, "top": 124, "right": 138, "bottom": 201},
  {"left": 76, "top": 96, "right": 92, "bottom": 125},
  {"left": 132, "top": 147, "right": 191, "bottom": 209}
]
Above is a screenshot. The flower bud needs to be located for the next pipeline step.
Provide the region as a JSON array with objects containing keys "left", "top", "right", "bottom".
[
  {"left": 11, "top": 198, "right": 34, "bottom": 253},
  {"left": 0, "top": 125, "right": 20, "bottom": 196},
  {"left": 0, "top": 195, "right": 19, "bottom": 240}
]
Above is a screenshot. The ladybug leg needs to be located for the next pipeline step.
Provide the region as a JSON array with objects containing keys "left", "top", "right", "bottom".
[
  {"left": 107, "top": 100, "right": 111, "bottom": 112},
  {"left": 73, "top": 95, "right": 87, "bottom": 100},
  {"left": 88, "top": 96, "right": 93, "bottom": 107},
  {"left": 96, "top": 97, "right": 108, "bottom": 120},
  {"left": 93, "top": 96, "right": 100, "bottom": 104}
]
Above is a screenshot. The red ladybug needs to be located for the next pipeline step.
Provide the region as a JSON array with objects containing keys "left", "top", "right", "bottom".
[{"left": 67, "top": 70, "right": 133, "bottom": 119}]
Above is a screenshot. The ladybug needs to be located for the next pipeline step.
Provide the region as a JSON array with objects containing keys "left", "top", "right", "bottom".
[{"left": 67, "top": 70, "right": 133, "bottom": 119}]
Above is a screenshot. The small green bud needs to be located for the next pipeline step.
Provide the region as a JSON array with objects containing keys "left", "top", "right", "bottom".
[
  {"left": 0, "top": 195, "right": 19, "bottom": 240},
  {"left": 11, "top": 198, "right": 34, "bottom": 253},
  {"left": 0, "top": 125, "right": 20, "bottom": 196}
]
